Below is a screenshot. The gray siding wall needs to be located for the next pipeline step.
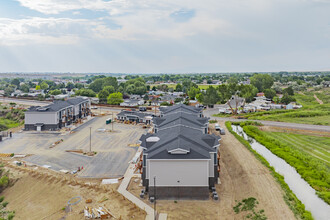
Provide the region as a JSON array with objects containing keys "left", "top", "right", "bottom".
[
  {"left": 25, "top": 112, "right": 58, "bottom": 125},
  {"left": 147, "top": 160, "right": 209, "bottom": 187}
]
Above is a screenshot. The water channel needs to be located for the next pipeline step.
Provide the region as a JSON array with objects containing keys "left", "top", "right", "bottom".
[{"left": 231, "top": 125, "right": 330, "bottom": 220}]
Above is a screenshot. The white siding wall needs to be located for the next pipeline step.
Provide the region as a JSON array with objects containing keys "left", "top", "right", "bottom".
[
  {"left": 25, "top": 112, "right": 57, "bottom": 124},
  {"left": 209, "top": 153, "right": 214, "bottom": 177},
  {"left": 147, "top": 160, "right": 209, "bottom": 187}
]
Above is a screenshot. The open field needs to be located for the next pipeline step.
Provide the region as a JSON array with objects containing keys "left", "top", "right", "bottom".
[
  {"left": 242, "top": 124, "right": 330, "bottom": 204},
  {"left": 259, "top": 130, "right": 330, "bottom": 165},
  {"left": 1, "top": 162, "right": 146, "bottom": 219},
  {"left": 128, "top": 122, "right": 296, "bottom": 220},
  {"left": 0, "top": 115, "right": 146, "bottom": 178}
]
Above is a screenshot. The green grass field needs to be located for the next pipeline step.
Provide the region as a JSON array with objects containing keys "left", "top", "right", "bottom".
[
  {"left": 262, "top": 131, "right": 330, "bottom": 165},
  {"left": 242, "top": 125, "right": 330, "bottom": 204}
]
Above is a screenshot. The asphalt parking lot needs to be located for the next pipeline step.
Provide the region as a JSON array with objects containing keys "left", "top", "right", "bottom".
[{"left": 0, "top": 115, "right": 146, "bottom": 178}]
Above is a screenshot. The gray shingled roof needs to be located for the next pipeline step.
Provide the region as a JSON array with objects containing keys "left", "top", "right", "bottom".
[
  {"left": 117, "top": 110, "right": 153, "bottom": 119},
  {"left": 141, "top": 125, "right": 220, "bottom": 159},
  {"left": 153, "top": 112, "right": 208, "bottom": 130},
  {"left": 27, "top": 98, "right": 88, "bottom": 112},
  {"left": 160, "top": 104, "right": 202, "bottom": 115}
]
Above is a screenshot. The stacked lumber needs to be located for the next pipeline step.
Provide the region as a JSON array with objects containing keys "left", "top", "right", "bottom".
[
  {"left": 0, "top": 153, "right": 12, "bottom": 157},
  {"left": 84, "top": 206, "right": 116, "bottom": 219}
]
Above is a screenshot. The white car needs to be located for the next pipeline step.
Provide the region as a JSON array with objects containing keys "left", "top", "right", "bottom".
[{"left": 215, "top": 124, "right": 221, "bottom": 131}]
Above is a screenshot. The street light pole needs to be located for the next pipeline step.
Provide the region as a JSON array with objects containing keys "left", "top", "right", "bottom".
[
  {"left": 154, "top": 176, "right": 156, "bottom": 220},
  {"left": 111, "top": 112, "right": 114, "bottom": 131},
  {"left": 89, "top": 127, "right": 92, "bottom": 152}
]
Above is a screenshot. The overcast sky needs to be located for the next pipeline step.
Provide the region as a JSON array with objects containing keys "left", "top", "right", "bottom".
[{"left": 0, "top": 0, "right": 329, "bottom": 73}]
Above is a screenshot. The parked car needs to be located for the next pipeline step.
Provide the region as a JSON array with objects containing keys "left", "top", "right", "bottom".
[
  {"left": 215, "top": 124, "right": 220, "bottom": 131},
  {"left": 219, "top": 128, "right": 225, "bottom": 135},
  {"left": 139, "top": 106, "right": 147, "bottom": 111}
]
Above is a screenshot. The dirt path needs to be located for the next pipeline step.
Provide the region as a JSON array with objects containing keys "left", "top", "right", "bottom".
[
  {"left": 128, "top": 122, "right": 296, "bottom": 219},
  {"left": 314, "top": 94, "right": 323, "bottom": 104},
  {"left": 216, "top": 121, "right": 295, "bottom": 219}
]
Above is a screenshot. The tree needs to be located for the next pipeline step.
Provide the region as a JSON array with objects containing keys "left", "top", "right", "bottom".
[
  {"left": 250, "top": 74, "right": 274, "bottom": 92},
  {"left": 188, "top": 87, "right": 200, "bottom": 100},
  {"left": 98, "top": 90, "right": 109, "bottom": 103},
  {"left": 103, "top": 77, "right": 118, "bottom": 89},
  {"left": 175, "top": 83, "right": 183, "bottom": 92},
  {"left": 4, "top": 86, "right": 15, "bottom": 96},
  {"left": 143, "top": 94, "right": 149, "bottom": 100},
  {"left": 103, "top": 86, "right": 115, "bottom": 94},
  {"left": 283, "top": 86, "right": 294, "bottom": 96},
  {"left": 75, "top": 83, "right": 84, "bottom": 89},
  {"left": 203, "top": 86, "right": 219, "bottom": 106},
  {"left": 89, "top": 78, "right": 104, "bottom": 93},
  {"left": 66, "top": 82, "right": 75, "bottom": 91},
  {"left": 227, "top": 76, "right": 238, "bottom": 85},
  {"left": 10, "top": 78, "right": 20, "bottom": 87},
  {"left": 20, "top": 84, "right": 30, "bottom": 93},
  {"left": 75, "top": 88, "right": 96, "bottom": 97},
  {"left": 264, "top": 89, "right": 276, "bottom": 100},
  {"left": 49, "top": 89, "right": 61, "bottom": 95},
  {"left": 196, "top": 93, "right": 204, "bottom": 103},
  {"left": 281, "top": 93, "right": 296, "bottom": 104},
  {"left": 40, "top": 82, "right": 49, "bottom": 90},
  {"left": 107, "top": 92, "right": 124, "bottom": 105},
  {"left": 35, "top": 85, "right": 41, "bottom": 90}
]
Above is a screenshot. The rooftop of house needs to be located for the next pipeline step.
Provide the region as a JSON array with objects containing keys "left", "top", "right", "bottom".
[
  {"left": 153, "top": 111, "right": 208, "bottom": 130},
  {"left": 117, "top": 109, "right": 154, "bottom": 118},
  {"left": 27, "top": 97, "right": 88, "bottom": 113},
  {"left": 140, "top": 125, "right": 220, "bottom": 160},
  {"left": 160, "top": 103, "right": 202, "bottom": 115}
]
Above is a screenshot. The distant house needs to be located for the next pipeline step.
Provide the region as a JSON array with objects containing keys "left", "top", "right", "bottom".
[
  {"left": 139, "top": 125, "right": 220, "bottom": 199},
  {"left": 120, "top": 99, "right": 144, "bottom": 107},
  {"left": 116, "top": 109, "right": 153, "bottom": 124},
  {"left": 24, "top": 97, "right": 90, "bottom": 131}
]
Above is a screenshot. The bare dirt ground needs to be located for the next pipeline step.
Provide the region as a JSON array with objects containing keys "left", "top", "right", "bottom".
[
  {"left": 1, "top": 160, "right": 146, "bottom": 220},
  {"left": 259, "top": 125, "right": 330, "bottom": 137},
  {"left": 128, "top": 121, "right": 296, "bottom": 220},
  {"left": 314, "top": 94, "right": 324, "bottom": 104}
]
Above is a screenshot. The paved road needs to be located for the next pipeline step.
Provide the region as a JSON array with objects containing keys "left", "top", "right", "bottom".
[
  {"left": 204, "top": 108, "right": 330, "bottom": 132},
  {"left": 0, "top": 116, "right": 146, "bottom": 178}
]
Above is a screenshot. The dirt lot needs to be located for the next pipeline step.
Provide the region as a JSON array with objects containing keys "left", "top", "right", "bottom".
[
  {"left": 128, "top": 121, "right": 296, "bottom": 220},
  {"left": 1, "top": 160, "right": 146, "bottom": 220}
]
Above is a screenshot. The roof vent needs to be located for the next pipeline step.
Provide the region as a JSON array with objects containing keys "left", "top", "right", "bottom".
[{"left": 146, "top": 137, "right": 160, "bottom": 142}]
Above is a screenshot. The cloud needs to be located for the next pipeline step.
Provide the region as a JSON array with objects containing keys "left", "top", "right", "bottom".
[{"left": 1, "top": 0, "right": 232, "bottom": 45}]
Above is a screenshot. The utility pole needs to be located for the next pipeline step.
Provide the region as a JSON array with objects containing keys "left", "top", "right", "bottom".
[
  {"left": 89, "top": 127, "right": 92, "bottom": 152},
  {"left": 154, "top": 176, "right": 157, "bottom": 220},
  {"left": 111, "top": 112, "right": 114, "bottom": 131}
]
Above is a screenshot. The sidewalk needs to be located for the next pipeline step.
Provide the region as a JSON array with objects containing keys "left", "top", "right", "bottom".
[{"left": 117, "top": 147, "right": 167, "bottom": 220}]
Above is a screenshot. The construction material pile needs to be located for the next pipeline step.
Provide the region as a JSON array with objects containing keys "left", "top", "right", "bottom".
[{"left": 84, "top": 206, "right": 116, "bottom": 219}]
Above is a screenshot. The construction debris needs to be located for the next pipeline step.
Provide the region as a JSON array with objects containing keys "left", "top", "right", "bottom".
[
  {"left": 85, "top": 199, "right": 92, "bottom": 204},
  {"left": 101, "top": 179, "right": 118, "bottom": 185},
  {"left": 84, "top": 206, "right": 116, "bottom": 219}
]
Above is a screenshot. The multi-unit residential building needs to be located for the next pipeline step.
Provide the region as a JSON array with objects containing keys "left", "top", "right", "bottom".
[
  {"left": 116, "top": 109, "right": 154, "bottom": 124},
  {"left": 24, "top": 97, "right": 91, "bottom": 131},
  {"left": 138, "top": 104, "right": 220, "bottom": 200}
]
